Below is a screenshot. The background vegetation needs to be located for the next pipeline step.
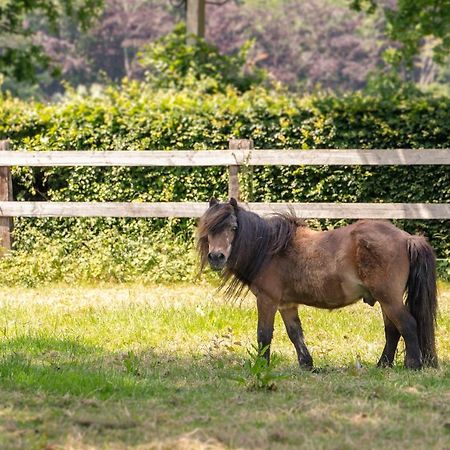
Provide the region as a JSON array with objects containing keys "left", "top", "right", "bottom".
[
  {"left": 0, "top": 2, "right": 449, "bottom": 285},
  {"left": 2, "top": 0, "right": 450, "bottom": 97},
  {"left": 1, "top": 75, "right": 449, "bottom": 285}
]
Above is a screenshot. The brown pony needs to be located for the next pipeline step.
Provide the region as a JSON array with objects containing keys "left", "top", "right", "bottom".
[{"left": 197, "top": 198, "right": 438, "bottom": 370}]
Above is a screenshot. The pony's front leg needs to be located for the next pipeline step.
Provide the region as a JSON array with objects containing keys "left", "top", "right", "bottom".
[
  {"left": 280, "top": 306, "right": 313, "bottom": 370},
  {"left": 256, "top": 295, "right": 278, "bottom": 363}
]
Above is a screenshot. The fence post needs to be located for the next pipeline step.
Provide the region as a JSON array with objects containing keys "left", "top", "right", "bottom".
[
  {"left": 0, "top": 140, "right": 13, "bottom": 254},
  {"left": 228, "top": 139, "right": 253, "bottom": 200}
]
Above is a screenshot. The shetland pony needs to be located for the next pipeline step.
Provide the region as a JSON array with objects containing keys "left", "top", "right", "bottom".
[{"left": 197, "top": 198, "right": 438, "bottom": 370}]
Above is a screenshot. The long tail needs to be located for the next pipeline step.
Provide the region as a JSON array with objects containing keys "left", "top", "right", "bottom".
[{"left": 406, "top": 236, "right": 438, "bottom": 368}]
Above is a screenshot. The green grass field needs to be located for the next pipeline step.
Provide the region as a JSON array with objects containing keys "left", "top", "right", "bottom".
[{"left": 0, "top": 282, "right": 449, "bottom": 450}]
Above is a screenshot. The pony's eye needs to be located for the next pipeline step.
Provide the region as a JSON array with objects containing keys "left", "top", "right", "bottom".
[{"left": 231, "top": 226, "right": 238, "bottom": 231}]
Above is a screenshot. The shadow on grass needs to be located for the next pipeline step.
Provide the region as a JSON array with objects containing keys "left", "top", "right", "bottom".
[
  {"left": 1, "top": 334, "right": 449, "bottom": 397},
  {"left": 0, "top": 334, "right": 246, "bottom": 399}
]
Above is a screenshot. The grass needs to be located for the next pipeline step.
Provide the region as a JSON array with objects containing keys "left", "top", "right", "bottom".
[{"left": 0, "top": 282, "right": 449, "bottom": 450}]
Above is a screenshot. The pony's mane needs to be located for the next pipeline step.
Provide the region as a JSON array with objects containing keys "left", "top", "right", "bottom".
[{"left": 197, "top": 203, "right": 304, "bottom": 300}]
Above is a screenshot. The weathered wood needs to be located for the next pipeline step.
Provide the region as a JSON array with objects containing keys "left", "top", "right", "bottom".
[
  {"left": 0, "top": 201, "right": 448, "bottom": 219},
  {"left": 0, "top": 202, "right": 209, "bottom": 218},
  {"left": 228, "top": 139, "right": 254, "bottom": 200},
  {"left": 0, "top": 149, "right": 449, "bottom": 167},
  {"left": 228, "top": 165, "right": 240, "bottom": 200},
  {"left": 186, "top": 0, "right": 205, "bottom": 44},
  {"left": 245, "top": 149, "right": 450, "bottom": 166},
  {"left": 247, "top": 203, "right": 450, "bottom": 220},
  {"left": 0, "top": 144, "right": 448, "bottom": 224},
  {"left": 0, "top": 140, "right": 13, "bottom": 252}
]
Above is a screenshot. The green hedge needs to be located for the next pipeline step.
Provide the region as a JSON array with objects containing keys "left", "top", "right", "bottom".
[{"left": 0, "top": 83, "right": 449, "bottom": 284}]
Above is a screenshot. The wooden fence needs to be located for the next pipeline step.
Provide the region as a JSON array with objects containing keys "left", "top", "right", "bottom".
[{"left": 1, "top": 139, "right": 450, "bottom": 251}]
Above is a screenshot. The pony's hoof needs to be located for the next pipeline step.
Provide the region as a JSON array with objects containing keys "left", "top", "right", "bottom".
[
  {"left": 377, "top": 357, "right": 393, "bottom": 368},
  {"left": 405, "top": 358, "right": 422, "bottom": 370},
  {"left": 299, "top": 358, "right": 314, "bottom": 371}
]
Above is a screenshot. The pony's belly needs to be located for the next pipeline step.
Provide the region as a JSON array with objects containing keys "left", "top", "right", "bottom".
[
  {"left": 281, "top": 295, "right": 360, "bottom": 310},
  {"left": 281, "top": 280, "right": 367, "bottom": 309}
]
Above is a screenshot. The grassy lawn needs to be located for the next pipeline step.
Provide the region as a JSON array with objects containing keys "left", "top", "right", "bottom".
[{"left": 0, "top": 282, "right": 449, "bottom": 450}]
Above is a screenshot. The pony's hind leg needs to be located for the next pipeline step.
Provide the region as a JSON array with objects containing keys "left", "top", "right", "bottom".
[
  {"left": 377, "top": 311, "right": 401, "bottom": 367},
  {"left": 279, "top": 306, "right": 313, "bottom": 370},
  {"left": 380, "top": 301, "right": 422, "bottom": 369}
]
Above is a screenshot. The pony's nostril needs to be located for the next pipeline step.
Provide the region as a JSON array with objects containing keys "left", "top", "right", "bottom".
[{"left": 208, "top": 252, "right": 226, "bottom": 264}]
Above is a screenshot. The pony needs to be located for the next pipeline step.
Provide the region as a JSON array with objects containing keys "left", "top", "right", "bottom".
[{"left": 197, "top": 198, "right": 438, "bottom": 370}]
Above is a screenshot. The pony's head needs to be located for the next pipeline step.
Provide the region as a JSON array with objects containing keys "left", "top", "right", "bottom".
[
  {"left": 197, "top": 198, "right": 239, "bottom": 271},
  {"left": 197, "top": 198, "right": 302, "bottom": 298}
]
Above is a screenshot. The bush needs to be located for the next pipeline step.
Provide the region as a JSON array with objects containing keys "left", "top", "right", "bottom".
[
  {"left": 138, "top": 23, "right": 267, "bottom": 93},
  {"left": 0, "top": 226, "right": 209, "bottom": 287},
  {"left": 0, "top": 82, "right": 449, "bottom": 284}
]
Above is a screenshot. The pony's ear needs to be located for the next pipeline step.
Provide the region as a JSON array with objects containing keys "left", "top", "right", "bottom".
[
  {"left": 209, "top": 197, "right": 219, "bottom": 207},
  {"left": 229, "top": 197, "right": 238, "bottom": 209}
]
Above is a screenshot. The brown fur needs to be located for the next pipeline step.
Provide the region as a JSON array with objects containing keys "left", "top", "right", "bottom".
[{"left": 197, "top": 199, "right": 438, "bottom": 370}]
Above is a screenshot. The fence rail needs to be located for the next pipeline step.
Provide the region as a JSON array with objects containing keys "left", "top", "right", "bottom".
[
  {"left": 0, "top": 201, "right": 448, "bottom": 220},
  {"left": 1, "top": 139, "right": 450, "bottom": 251},
  {"left": 0, "top": 149, "right": 449, "bottom": 166}
]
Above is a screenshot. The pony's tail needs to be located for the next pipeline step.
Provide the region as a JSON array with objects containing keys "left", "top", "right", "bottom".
[{"left": 406, "top": 236, "right": 438, "bottom": 368}]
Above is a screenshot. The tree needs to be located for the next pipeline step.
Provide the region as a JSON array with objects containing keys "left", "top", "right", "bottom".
[
  {"left": 85, "top": 0, "right": 174, "bottom": 81},
  {"left": 207, "top": 0, "right": 386, "bottom": 92},
  {"left": 0, "top": 0, "right": 103, "bottom": 91},
  {"left": 28, "top": 0, "right": 177, "bottom": 95},
  {"left": 351, "top": 0, "right": 450, "bottom": 64}
]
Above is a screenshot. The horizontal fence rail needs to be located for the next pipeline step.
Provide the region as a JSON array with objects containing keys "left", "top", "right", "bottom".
[
  {"left": 0, "top": 201, "right": 449, "bottom": 219},
  {"left": 0, "top": 149, "right": 449, "bottom": 166},
  {"left": 1, "top": 139, "right": 450, "bottom": 252}
]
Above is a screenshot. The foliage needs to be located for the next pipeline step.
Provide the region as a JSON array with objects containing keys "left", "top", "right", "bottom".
[
  {"left": 207, "top": 0, "right": 387, "bottom": 92},
  {"left": 6, "top": 0, "right": 450, "bottom": 96},
  {"left": 0, "top": 0, "right": 103, "bottom": 93},
  {"left": 351, "top": 0, "right": 450, "bottom": 65},
  {"left": 233, "top": 344, "right": 287, "bottom": 391},
  {"left": 0, "top": 226, "right": 203, "bottom": 287},
  {"left": 138, "top": 23, "right": 267, "bottom": 93},
  {"left": 363, "top": 70, "right": 422, "bottom": 98},
  {"left": 8, "top": 0, "right": 395, "bottom": 96},
  {"left": 0, "top": 82, "right": 449, "bottom": 284},
  {"left": 80, "top": 0, "right": 175, "bottom": 82},
  {"left": 437, "top": 258, "right": 450, "bottom": 282}
]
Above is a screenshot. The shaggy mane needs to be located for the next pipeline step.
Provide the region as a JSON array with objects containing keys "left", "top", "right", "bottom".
[{"left": 197, "top": 202, "right": 304, "bottom": 299}]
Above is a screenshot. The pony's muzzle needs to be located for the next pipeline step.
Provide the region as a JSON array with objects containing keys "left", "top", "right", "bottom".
[{"left": 208, "top": 252, "right": 226, "bottom": 270}]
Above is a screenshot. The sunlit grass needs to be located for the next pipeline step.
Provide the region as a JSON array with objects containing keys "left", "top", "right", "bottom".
[{"left": 0, "top": 282, "right": 448, "bottom": 449}]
